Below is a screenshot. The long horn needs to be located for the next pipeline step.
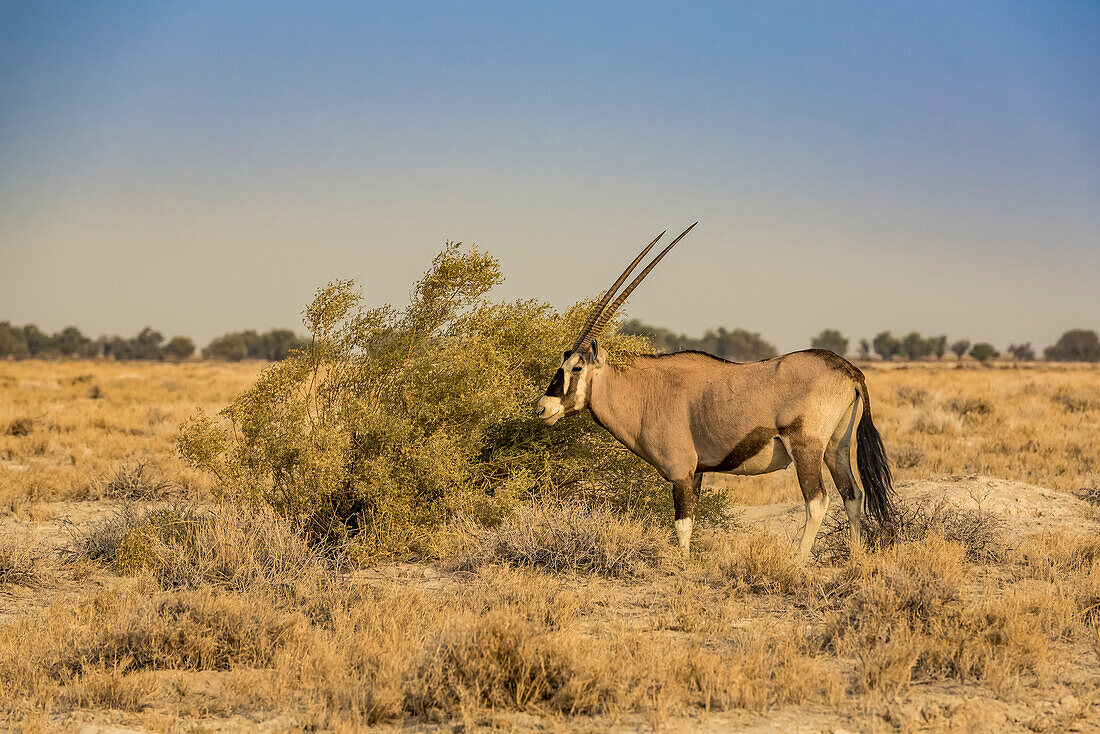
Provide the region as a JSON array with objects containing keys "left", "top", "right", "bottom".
[
  {"left": 577, "top": 222, "right": 697, "bottom": 352},
  {"left": 571, "top": 230, "right": 665, "bottom": 351}
]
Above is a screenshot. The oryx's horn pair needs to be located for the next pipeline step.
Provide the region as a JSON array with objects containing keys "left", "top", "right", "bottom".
[{"left": 572, "top": 222, "right": 698, "bottom": 353}]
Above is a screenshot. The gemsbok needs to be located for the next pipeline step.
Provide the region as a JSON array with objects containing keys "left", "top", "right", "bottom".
[{"left": 536, "top": 224, "right": 896, "bottom": 560}]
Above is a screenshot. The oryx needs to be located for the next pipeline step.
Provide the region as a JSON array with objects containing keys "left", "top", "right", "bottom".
[{"left": 536, "top": 225, "right": 896, "bottom": 560}]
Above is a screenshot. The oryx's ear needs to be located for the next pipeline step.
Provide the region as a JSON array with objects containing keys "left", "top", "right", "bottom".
[{"left": 589, "top": 339, "right": 606, "bottom": 366}]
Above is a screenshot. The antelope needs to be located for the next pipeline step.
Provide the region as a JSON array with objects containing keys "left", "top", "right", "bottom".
[{"left": 536, "top": 224, "right": 896, "bottom": 560}]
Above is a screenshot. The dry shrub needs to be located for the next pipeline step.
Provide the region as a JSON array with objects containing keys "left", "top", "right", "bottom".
[
  {"left": 944, "top": 397, "right": 995, "bottom": 419},
  {"left": 149, "top": 505, "right": 328, "bottom": 594},
  {"left": 911, "top": 407, "right": 963, "bottom": 435},
  {"left": 895, "top": 386, "right": 929, "bottom": 406},
  {"left": 814, "top": 498, "right": 1002, "bottom": 564},
  {"left": 1013, "top": 534, "right": 1100, "bottom": 627},
  {"left": 403, "top": 605, "right": 839, "bottom": 720},
  {"left": 0, "top": 536, "right": 51, "bottom": 587},
  {"left": 892, "top": 443, "right": 925, "bottom": 469},
  {"left": 1052, "top": 390, "right": 1100, "bottom": 414},
  {"left": 678, "top": 628, "right": 844, "bottom": 713},
  {"left": 101, "top": 462, "right": 174, "bottom": 500},
  {"left": 277, "top": 586, "right": 428, "bottom": 726},
  {"left": 0, "top": 585, "right": 308, "bottom": 708},
  {"left": 64, "top": 661, "right": 158, "bottom": 712},
  {"left": 821, "top": 539, "right": 1052, "bottom": 695},
  {"left": 1076, "top": 480, "right": 1100, "bottom": 507},
  {"left": 66, "top": 503, "right": 199, "bottom": 574},
  {"left": 406, "top": 610, "right": 581, "bottom": 716},
  {"left": 695, "top": 529, "right": 806, "bottom": 594},
  {"left": 69, "top": 503, "right": 328, "bottom": 595},
  {"left": 448, "top": 500, "right": 669, "bottom": 576},
  {"left": 4, "top": 417, "right": 34, "bottom": 437}
]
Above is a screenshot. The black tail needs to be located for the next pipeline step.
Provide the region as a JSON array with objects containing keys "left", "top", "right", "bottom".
[{"left": 855, "top": 389, "right": 896, "bottom": 525}]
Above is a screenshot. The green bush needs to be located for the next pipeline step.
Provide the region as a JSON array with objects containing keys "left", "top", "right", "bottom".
[{"left": 179, "top": 244, "right": 680, "bottom": 555}]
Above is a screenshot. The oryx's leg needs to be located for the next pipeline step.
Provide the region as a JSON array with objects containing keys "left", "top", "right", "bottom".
[
  {"left": 781, "top": 436, "right": 829, "bottom": 563},
  {"left": 671, "top": 474, "right": 702, "bottom": 558},
  {"left": 825, "top": 394, "right": 864, "bottom": 555}
]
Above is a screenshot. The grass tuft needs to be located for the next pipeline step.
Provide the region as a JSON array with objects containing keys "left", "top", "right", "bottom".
[
  {"left": 814, "top": 498, "right": 1002, "bottom": 564},
  {"left": 101, "top": 462, "right": 175, "bottom": 500},
  {"left": 448, "top": 500, "right": 669, "bottom": 576}
]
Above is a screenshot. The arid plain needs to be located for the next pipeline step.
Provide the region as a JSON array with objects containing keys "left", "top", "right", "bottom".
[{"left": 2, "top": 359, "right": 1099, "bottom": 732}]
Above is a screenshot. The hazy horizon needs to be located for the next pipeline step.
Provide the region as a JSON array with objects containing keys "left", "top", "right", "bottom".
[{"left": 2, "top": 2, "right": 1097, "bottom": 353}]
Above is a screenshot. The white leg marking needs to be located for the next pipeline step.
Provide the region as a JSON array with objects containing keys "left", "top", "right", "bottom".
[
  {"left": 675, "top": 518, "right": 694, "bottom": 558},
  {"left": 844, "top": 496, "right": 863, "bottom": 551},
  {"left": 798, "top": 493, "right": 829, "bottom": 562}
]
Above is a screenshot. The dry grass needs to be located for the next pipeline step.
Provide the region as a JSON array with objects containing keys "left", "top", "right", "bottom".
[
  {"left": 0, "top": 360, "right": 263, "bottom": 512},
  {"left": 814, "top": 497, "right": 1004, "bottom": 564},
  {"left": 3, "top": 360, "right": 1100, "bottom": 729},
  {"left": 448, "top": 500, "right": 671, "bottom": 576},
  {"left": 0, "top": 535, "right": 53, "bottom": 587}
]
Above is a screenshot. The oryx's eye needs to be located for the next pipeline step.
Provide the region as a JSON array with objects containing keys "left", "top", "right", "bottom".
[{"left": 571, "top": 366, "right": 583, "bottom": 372}]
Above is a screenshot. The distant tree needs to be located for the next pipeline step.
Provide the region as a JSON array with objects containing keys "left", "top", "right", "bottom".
[
  {"left": 131, "top": 327, "right": 165, "bottom": 360},
  {"left": 931, "top": 335, "right": 947, "bottom": 360},
  {"left": 969, "top": 342, "right": 999, "bottom": 363},
  {"left": 0, "top": 322, "right": 30, "bottom": 359},
  {"left": 203, "top": 332, "right": 251, "bottom": 361},
  {"left": 858, "top": 339, "right": 871, "bottom": 360},
  {"left": 22, "top": 324, "right": 52, "bottom": 357},
  {"left": 810, "top": 329, "right": 849, "bottom": 356},
  {"left": 900, "top": 332, "right": 934, "bottom": 361},
  {"left": 872, "top": 331, "right": 901, "bottom": 361},
  {"left": 163, "top": 336, "right": 196, "bottom": 360},
  {"left": 619, "top": 320, "right": 775, "bottom": 361},
  {"left": 1044, "top": 330, "right": 1100, "bottom": 362},
  {"left": 1007, "top": 343, "right": 1035, "bottom": 361},
  {"left": 103, "top": 335, "right": 136, "bottom": 360},
  {"left": 619, "top": 319, "right": 682, "bottom": 353},
  {"left": 950, "top": 339, "right": 971, "bottom": 359},
  {"left": 701, "top": 327, "right": 776, "bottom": 361},
  {"left": 203, "top": 329, "right": 307, "bottom": 361},
  {"left": 54, "top": 326, "right": 92, "bottom": 357},
  {"left": 261, "top": 329, "right": 307, "bottom": 360}
]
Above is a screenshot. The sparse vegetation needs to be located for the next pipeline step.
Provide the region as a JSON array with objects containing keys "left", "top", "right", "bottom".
[
  {"left": 178, "top": 245, "right": 673, "bottom": 553},
  {"left": 3, "top": 292, "right": 1100, "bottom": 730},
  {"left": 449, "top": 500, "right": 670, "bottom": 576}
]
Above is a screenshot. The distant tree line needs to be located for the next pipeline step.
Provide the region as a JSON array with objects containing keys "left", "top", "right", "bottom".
[
  {"left": 202, "top": 329, "right": 307, "bottom": 361},
  {"left": 620, "top": 321, "right": 1100, "bottom": 363},
  {"left": 0, "top": 322, "right": 306, "bottom": 362},
  {"left": 620, "top": 320, "right": 777, "bottom": 361}
]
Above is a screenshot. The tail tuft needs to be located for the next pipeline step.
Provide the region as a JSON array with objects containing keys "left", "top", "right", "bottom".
[{"left": 856, "top": 397, "right": 896, "bottom": 524}]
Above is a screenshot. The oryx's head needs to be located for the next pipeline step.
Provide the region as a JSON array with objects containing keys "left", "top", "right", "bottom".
[
  {"left": 536, "top": 341, "right": 607, "bottom": 424},
  {"left": 536, "top": 222, "right": 697, "bottom": 425}
]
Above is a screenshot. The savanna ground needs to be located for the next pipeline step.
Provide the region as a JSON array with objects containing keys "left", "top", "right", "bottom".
[{"left": 2, "top": 359, "right": 1100, "bottom": 733}]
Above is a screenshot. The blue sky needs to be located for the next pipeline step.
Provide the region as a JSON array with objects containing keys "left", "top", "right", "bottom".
[{"left": 1, "top": 1, "right": 1097, "bottom": 351}]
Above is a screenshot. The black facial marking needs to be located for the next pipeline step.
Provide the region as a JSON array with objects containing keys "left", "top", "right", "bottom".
[{"left": 545, "top": 368, "right": 565, "bottom": 397}]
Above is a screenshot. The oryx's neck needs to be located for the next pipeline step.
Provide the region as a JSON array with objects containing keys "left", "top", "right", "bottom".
[{"left": 587, "top": 365, "right": 644, "bottom": 454}]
